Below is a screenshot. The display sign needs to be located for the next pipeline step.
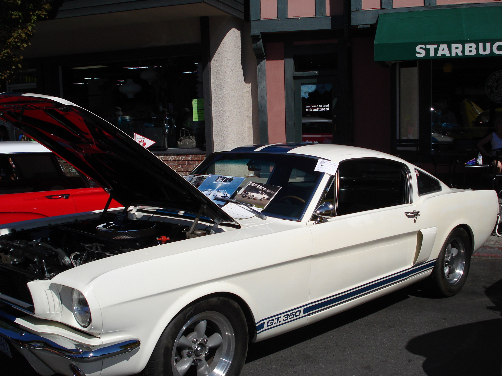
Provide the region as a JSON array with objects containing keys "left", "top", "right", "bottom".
[
  {"left": 306, "top": 104, "right": 330, "bottom": 112},
  {"left": 134, "top": 133, "right": 155, "bottom": 148},
  {"left": 192, "top": 99, "right": 204, "bottom": 121},
  {"left": 188, "top": 175, "right": 245, "bottom": 206},
  {"left": 415, "top": 42, "right": 502, "bottom": 59},
  {"left": 234, "top": 182, "right": 281, "bottom": 209},
  {"left": 374, "top": 7, "right": 502, "bottom": 62},
  {"left": 315, "top": 159, "right": 339, "bottom": 175}
]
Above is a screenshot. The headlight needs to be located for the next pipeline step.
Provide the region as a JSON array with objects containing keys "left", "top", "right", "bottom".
[{"left": 71, "top": 289, "right": 92, "bottom": 328}]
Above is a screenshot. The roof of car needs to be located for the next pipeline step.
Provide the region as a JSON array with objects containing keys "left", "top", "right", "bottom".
[
  {"left": 0, "top": 141, "right": 50, "bottom": 154},
  {"left": 227, "top": 143, "right": 400, "bottom": 162}
]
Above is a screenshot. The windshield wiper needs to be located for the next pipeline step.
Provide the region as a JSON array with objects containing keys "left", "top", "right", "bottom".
[{"left": 219, "top": 198, "right": 267, "bottom": 220}]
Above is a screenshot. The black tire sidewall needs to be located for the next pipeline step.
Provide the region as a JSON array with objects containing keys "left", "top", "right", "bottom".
[
  {"left": 431, "top": 228, "right": 471, "bottom": 297},
  {"left": 144, "top": 297, "right": 248, "bottom": 376}
]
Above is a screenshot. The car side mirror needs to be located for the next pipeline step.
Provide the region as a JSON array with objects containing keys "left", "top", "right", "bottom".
[{"left": 312, "top": 201, "right": 335, "bottom": 223}]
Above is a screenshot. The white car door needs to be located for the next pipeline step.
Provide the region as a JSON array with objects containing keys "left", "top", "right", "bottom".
[{"left": 306, "top": 158, "right": 435, "bottom": 323}]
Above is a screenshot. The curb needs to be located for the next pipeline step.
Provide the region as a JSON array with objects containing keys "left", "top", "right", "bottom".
[
  {"left": 473, "top": 234, "right": 502, "bottom": 258},
  {"left": 473, "top": 251, "right": 502, "bottom": 258}
]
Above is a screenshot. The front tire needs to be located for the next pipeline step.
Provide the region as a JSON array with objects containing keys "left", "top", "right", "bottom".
[
  {"left": 429, "top": 228, "right": 471, "bottom": 297},
  {"left": 142, "top": 297, "right": 248, "bottom": 376}
]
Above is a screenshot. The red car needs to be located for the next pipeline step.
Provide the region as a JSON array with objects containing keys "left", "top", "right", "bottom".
[
  {"left": 0, "top": 141, "right": 119, "bottom": 225},
  {"left": 301, "top": 117, "right": 333, "bottom": 144}
]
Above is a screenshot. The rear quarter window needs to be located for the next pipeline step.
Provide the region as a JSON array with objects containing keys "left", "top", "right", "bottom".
[{"left": 416, "top": 169, "right": 442, "bottom": 196}]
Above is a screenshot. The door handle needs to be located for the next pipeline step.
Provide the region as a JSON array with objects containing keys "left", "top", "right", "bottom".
[
  {"left": 405, "top": 210, "right": 420, "bottom": 223},
  {"left": 45, "top": 194, "right": 70, "bottom": 199}
]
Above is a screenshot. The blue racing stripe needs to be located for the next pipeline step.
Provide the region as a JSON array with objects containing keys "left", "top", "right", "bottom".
[
  {"left": 229, "top": 143, "right": 309, "bottom": 154},
  {"left": 256, "top": 260, "right": 436, "bottom": 334},
  {"left": 303, "top": 260, "right": 434, "bottom": 316},
  {"left": 257, "top": 144, "right": 305, "bottom": 153},
  {"left": 229, "top": 146, "right": 263, "bottom": 153}
]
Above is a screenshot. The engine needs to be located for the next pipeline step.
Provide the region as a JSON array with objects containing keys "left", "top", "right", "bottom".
[{"left": 0, "top": 213, "right": 196, "bottom": 281}]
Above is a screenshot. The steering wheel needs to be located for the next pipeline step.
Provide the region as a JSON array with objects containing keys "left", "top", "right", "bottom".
[{"left": 279, "top": 195, "right": 306, "bottom": 204}]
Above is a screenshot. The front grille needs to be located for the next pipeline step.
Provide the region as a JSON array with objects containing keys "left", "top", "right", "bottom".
[{"left": 0, "top": 265, "right": 35, "bottom": 305}]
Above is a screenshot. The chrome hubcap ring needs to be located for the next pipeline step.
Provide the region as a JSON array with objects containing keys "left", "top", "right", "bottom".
[
  {"left": 443, "top": 239, "right": 466, "bottom": 284},
  {"left": 172, "top": 311, "right": 235, "bottom": 376}
]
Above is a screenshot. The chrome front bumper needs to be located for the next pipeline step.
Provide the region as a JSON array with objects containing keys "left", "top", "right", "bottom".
[{"left": 0, "top": 308, "right": 140, "bottom": 376}]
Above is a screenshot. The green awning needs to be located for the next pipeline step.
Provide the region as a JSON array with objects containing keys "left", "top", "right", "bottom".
[{"left": 374, "top": 6, "right": 502, "bottom": 61}]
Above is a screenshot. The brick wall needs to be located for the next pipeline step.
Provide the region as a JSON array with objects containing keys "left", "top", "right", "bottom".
[
  {"left": 158, "top": 154, "right": 206, "bottom": 176},
  {"left": 60, "top": 154, "right": 205, "bottom": 178}
]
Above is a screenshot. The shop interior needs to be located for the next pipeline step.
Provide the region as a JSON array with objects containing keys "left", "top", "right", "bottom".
[
  {"left": 430, "top": 56, "right": 502, "bottom": 151},
  {"left": 62, "top": 56, "right": 204, "bottom": 151}
]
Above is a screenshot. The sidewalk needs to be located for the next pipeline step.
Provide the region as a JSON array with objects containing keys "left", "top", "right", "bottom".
[
  {"left": 474, "top": 232, "right": 502, "bottom": 258},
  {"left": 472, "top": 194, "right": 502, "bottom": 258}
]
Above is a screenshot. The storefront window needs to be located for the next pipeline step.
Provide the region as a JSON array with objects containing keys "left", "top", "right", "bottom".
[
  {"left": 1, "top": 69, "right": 38, "bottom": 141},
  {"left": 430, "top": 57, "right": 502, "bottom": 152},
  {"left": 62, "top": 56, "right": 204, "bottom": 151}
]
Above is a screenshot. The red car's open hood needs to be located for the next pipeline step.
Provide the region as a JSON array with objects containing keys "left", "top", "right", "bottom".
[{"left": 0, "top": 93, "right": 237, "bottom": 226}]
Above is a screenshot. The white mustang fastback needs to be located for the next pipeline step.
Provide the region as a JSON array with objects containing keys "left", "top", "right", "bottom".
[{"left": 0, "top": 94, "right": 498, "bottom": 376}]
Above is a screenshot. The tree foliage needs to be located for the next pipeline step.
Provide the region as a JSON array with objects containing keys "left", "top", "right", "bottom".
[{"left": 0, "top": 0, "right": 52, "bottom": 81}]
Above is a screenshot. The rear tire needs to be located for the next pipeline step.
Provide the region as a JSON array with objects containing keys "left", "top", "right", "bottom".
[
  {"left": 429, "top": 228, "right": 471, "bottom": 297},
  {"left": 141, "top": 297, "right": 248, "bottom": 376}
]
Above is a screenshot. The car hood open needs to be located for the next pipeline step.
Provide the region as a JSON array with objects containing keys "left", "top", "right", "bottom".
[{"left": 0, "top": 93, "right": 238, "bottom": 226}]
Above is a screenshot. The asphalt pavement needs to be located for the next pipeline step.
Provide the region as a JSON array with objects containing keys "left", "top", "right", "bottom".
[{"left": 241, "top": 257, "right": 502, "bottom": 376}]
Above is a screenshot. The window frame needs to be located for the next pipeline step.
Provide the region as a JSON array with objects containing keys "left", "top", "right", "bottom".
[
  {"left": 330, "top": 157, "right": 413, "bottom": 217},
  {"left": 415, "top": 168, "right": 442, "bottom": 196},
  {"left": 191, "top": 152, "right": 325, "bottom": 221}
]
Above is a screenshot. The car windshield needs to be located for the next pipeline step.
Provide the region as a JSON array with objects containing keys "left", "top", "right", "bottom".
[{"left": 190, "top": 153, "right": 323, "bottom": 220}]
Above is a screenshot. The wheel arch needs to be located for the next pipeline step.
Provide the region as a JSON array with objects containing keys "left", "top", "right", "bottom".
[
  {"left": 186, "top": 292, "right": 258, "bottom": 343},
  {"left": 430, "top": 223, "right": 475, "bottom": 261},
  {"left": 442, "top": 224, "right": 474, "bottom": 255},
  {"left": 138, "top": 291, "right": 253, "bottom": 376},
  {"left": 136, "top": 283, "right": 259, "bottom": 371},
  {"left": 456, "top": 224, "right": 474, "bottom": 254}
]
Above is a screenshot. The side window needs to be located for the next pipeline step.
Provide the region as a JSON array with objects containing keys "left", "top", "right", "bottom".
[
  {"left": 0, "top": 153, "right": 88, "bottom": 194},
  {"left": 416, "top": 169, "right": 442, "bottom": 196},
  {"left": 336, "top": 158, "right": 411, "bottom": 216}
]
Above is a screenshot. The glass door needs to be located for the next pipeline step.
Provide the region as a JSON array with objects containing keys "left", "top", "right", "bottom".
[{"left": 294, "top": 77, "right": 336, "bottom": 144}]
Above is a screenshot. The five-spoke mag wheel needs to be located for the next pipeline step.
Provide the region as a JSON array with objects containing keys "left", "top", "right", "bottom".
[
  {"left": 430, "top": 227, "right": 472, "bottom": 297},
  {"left": 172, "top": 312, "right": 234, "bottom": 376},
  {"left": 443, "top": 238, "right": 466, "bottom": 285},
  {"left": 142, "top": 297, "right": 248, "bottom": 376}
]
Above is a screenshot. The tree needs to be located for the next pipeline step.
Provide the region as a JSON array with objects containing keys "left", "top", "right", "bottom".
[{"left": 0, "top": 0, "right": 52, "bottom": 82}]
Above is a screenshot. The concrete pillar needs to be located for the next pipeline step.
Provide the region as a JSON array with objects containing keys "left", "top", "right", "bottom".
[{"left": 209, "top": 16, "right": 258, "bottom": 152}]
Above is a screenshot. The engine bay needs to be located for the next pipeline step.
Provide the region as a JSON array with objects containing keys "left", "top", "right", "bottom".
[{"left": 0, "top": 210, "right": 214, "bottom": 281}]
